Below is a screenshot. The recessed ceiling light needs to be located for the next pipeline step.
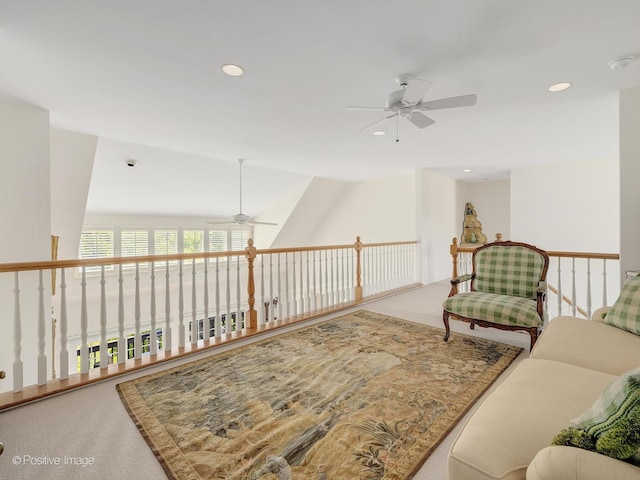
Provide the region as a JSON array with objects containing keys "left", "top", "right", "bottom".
[
  {"left": 124, "top": 159, "right": 137, "bottom": 167},
  {"left": 221, "top": 64, "right": 245, "bottom": 76},
  {"left": 547, "top": 82, "right": 572, "bottom": 92},
  {"left": 373, "top": 131, "right": 386, "bottom": 136},
  {"left": 463, "top": 169, "right": 471, "bottom": 173}
]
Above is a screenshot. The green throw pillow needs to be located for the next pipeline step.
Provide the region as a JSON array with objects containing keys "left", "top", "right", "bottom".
[
  {"left": 604, "top": 275, "right": 640, "bottom": 335},
  {"left": 552, "top": 367, "right": 640, "bottom": 465}
]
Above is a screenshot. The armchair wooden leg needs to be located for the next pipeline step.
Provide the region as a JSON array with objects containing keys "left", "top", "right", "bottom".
[
  {"left": 529, "top": 328, "right": 539, "bottom": 352},
  {"left": 443, "top": 311, "right": 451, "bottom": 342}
]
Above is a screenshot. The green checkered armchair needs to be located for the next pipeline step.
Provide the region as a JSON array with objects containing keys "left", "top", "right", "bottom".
[{"left": 442, "top": 241, "right": 549, "bottom": 350}]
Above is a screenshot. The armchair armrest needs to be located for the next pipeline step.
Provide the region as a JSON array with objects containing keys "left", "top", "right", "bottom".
[
  {"left": 537, "top": 281, "right": 547, "bottom": 294},
  {"left": 450, "top": 273, "right": 474, "bottom": 285},
  {"left": 448, "top": 273, "right": 474, "bottom": 297}
]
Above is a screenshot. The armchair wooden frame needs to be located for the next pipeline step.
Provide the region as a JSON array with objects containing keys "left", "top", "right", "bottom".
[{"left": 443, "top": 241, "right": 550, "bottom": 351}]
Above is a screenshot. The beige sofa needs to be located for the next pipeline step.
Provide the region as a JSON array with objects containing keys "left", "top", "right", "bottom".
[{"left": 447, "top": 308, "right": 640, "bottom": 480}]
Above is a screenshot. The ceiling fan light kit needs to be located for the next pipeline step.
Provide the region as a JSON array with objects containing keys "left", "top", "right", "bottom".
[{"left": 345, "top": 74, "right": 477, "bottom": 140}]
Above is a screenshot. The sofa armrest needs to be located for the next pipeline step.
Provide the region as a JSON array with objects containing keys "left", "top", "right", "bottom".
[
  {"left": 591, "top": 306, "right": 610, "bottom": 323},
  {"left": 527, "top": 446, "right": 640, "bottom": 480}
]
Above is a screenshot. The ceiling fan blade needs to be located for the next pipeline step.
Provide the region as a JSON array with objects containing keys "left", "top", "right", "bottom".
[
  {"left": 407, "top": 111, "right": 436, "bottom": 129},
  {"left": 345, "top": 106, "right": 388, "bottom": 111},
  {"left": 418, "top": 94, "right": 477, "bottom": 111},
  {"left": 248, "top": 221, "right": 278, "bottom": 226},
  {"left": 402, "top": 78, "right": 432, "bottom": 104},
  {"left": 360, "top": 113, "right": 397, "bottom": 131},
  {"left": 206, "top": 220, "right": 235, "bottom": 225}
]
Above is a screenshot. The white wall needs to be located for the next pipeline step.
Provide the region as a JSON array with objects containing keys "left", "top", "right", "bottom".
[
  {"left": 417, "top": 170, "right": 458, "bottom": 284},
  {"left": 620, "top": 87, "right": 640, "bottom": 283},
  {"left": 0, "top": 99, "right": 51, "bottom": 392},
  {"left": 307, "top": 174, "right": 416, "bottom": 246},
  {"left": 50, "top": 128, "right": 98, "bottom": 260},
  {"left": 510, "top": 158, "right": 619, "bottom": 252},
  {"left": 456, "top": 180, "right": 511, "bottom": 242}
]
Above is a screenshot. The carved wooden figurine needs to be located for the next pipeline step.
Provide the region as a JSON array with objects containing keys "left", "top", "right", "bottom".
[{"left": 461, "top": 202, "right": 487, "bottom": 244}]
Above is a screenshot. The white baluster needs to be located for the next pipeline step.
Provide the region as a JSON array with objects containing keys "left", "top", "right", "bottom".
[
  {"left": 285, "top": 253, "right": 290, "bottom": 319},
  {"left": 557, "top": 258, "right": 562, "bottom": 315},
  {"left": 80, "top": 267, "right": 89, "bottom": 374},
  {"left": 277, "top": 253, "right": 282, "bottom": 320},
  {"left": 299, "top": 251, "right": 304, "bottom": 313},
  {"left": 225, "top": 257, "right": 231, "bottom": 332},
  {"left": 150, "top": 262, "right": 157, "bottom": 355},
  {"left": 165, "top": 260, "right": 171, "bottom": 351},
  {"left": 586, "top": 258, "right": 592, "bottom": 319},
  {"left": 305, "top": 251, "right": 311, "bottom": 312},
  {"left": 203, "top": 259, "right": 209, "bottom": 339},
  {"left": 99, "top": 266, "right": 108, "bottom": 371},
  {"left": 602, "top": 260, "right": 608, "bottom": 306},
  {"left": 59, "top": 269, "right": 69, "bottom": 379},
  {"left": 178, "top": 260, "right": 185, "bottom": 347},
  {"left": 192, "top": 259, "right": 197, "bottom": 345},
  {"left": 37, "top": 270, "right": 47, "bottom": 385},
  {"left": 117, "top": 265, "right": 126, "bottom": 365},
  {"left": 269, "top": 253, "right": 274, "bottom": 322},
  {"left": 312, "top": 251, "right": 317, "bottom": 310},
  {"left": 236, "top": 254, "right": 241, "bottom": 329},
  {"left": 330, "top": 249, "right": 335, "bottom": 305},
  {"left": 571, "top": 258, "right": 577, "bottom": 317},
  {"left": 292, "top": 252, "right": 297, "bottom": 316},
  {"left": 134, "top": 264, "right": 142, "bottom": 360},
  {"left": 341, "top": 248, "right": 345, "bottom": 302},
  {"left": 260, "top": 253, "right": 265, "bottom": 324},
  {"left": 13, "top": 272, "right": 23, "bottom": 391},
  {"left": 323, "top": 250, "right": 328, "bottom": 308},
  {"left": 215, "top": 257, "right": 221, "bottom": 336}
]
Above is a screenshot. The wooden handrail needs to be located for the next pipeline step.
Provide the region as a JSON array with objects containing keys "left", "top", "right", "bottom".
[
  {"left": 547, "top": 284, "right": 588, "bottom": 318},
  {"left": 0, "top": 240, "right": 419, "bottom": 273}
]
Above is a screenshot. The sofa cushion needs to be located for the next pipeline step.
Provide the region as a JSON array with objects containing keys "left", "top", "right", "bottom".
[
  {"left": 530, "top": 316, "right": 640, "bottom": 376},
  {"left": 604, "top": 275, "right": 640, "bottom": 335},
  {"left": 553, "top": 367, "right": 640, "bottom": 465},
  {"left": 448, "top": 358, "right": 616, "bottom": 480},
  {"left": 443, "top": 291, "right": 541, "bottom": 327}
]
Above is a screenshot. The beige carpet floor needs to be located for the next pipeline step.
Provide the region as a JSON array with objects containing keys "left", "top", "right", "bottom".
[{"left": 0, "top": 281, "right": 529, "bottom": 479}]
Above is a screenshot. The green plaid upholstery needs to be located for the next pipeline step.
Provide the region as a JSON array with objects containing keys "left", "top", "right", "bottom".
[
  {"left": 442, "top": 291, "right": 542, "bottom": 327},
  {"left": 604, "top": 275, "right": 640, "bottom": 335},
  {"left": 572, "top": 367, "right": 640, "bottom": 437},
  {"left": 474, "top": 245, "right": 546, "bottom": 299}
]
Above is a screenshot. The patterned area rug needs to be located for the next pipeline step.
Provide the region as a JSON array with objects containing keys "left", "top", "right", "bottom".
[{"left": 117, "top": 310, "right": 521, "bottom": 480}]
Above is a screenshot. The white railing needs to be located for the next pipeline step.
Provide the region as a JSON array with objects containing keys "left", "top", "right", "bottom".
[
  {"left": 0, "top": 237, "right": 419, "bottom": 404},
  {"left": 448, "top": 237, "right": 621, "bottom": 320}
]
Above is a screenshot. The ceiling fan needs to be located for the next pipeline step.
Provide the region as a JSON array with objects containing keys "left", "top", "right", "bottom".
[
  {"left": 345, "top": 74, "right": 477, "bottom": 135},
  {"left": 207, "top": 159, "right": 277, "bottom": 226}
]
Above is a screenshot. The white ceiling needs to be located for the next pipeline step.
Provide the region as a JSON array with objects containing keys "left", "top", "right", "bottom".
[{"left": 0, "top": 1, "right": 639, "bottom": 218}]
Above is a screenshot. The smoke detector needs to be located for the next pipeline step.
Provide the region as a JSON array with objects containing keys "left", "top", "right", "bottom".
[{"left": 608, "top": 56, "right": 634, "bottom": 71}]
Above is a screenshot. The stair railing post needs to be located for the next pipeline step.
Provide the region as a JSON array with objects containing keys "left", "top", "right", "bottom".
[
  {"left": 450, "top": 237, "right": 459, "bottom": 295},
  {"left": 245, "top": 238, "right": 258, "bottom": 330},
  {"left": 354, "top": 236, "right": 363, "bottom": 301}
]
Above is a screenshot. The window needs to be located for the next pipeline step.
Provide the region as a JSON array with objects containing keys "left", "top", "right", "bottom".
[
  {"left": 231, "top": 228, "right": 252, "bottom": 251},
  {"left": 78, "top": 229, "right": 114, "bottom": 272},
  {"left": 121, "top": 229, "right": 149, "bottom": 269},
  {"left": 154, "top": 229, "right": 179, "bottom": 267},
  {"left": 184, "top": 230, "right": 204, "bottom": 263},
  {"left": 208, "top": 229, "right": 228, "bottom": 252}
]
